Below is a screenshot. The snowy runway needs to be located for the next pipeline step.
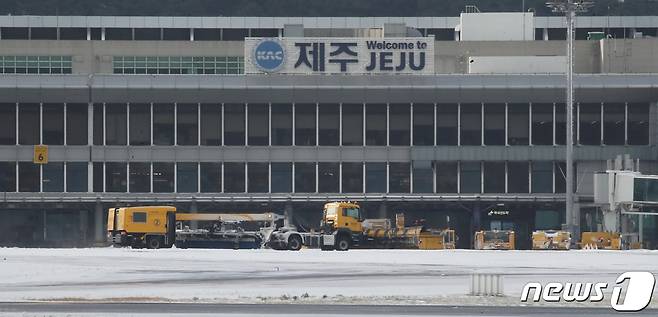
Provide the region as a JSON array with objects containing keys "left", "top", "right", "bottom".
[{"left": 0, "top": 248, "right": 657, "bottom": 306}]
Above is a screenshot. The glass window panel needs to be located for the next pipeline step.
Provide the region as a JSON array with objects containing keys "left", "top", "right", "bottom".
[
  {"left": 295, "top": 104, "right": 316, "bottom": 146},
  {"left": 224, "top": 104, "right": 245, "bottom": 145},
  {"left": 224, "top": 162, "right": 245, "bottom": 193},
  {"left": 603, "top": 103, "right": 625, "bottom": 145},
  {"left": 342, "top": 104, "right": 363, "bottom": 146},
  {"left": 200, "top": 103, "right": 221, "bottom": 146},
  {"left": 42, "top": 103, "right": 64, "bottom": 145},
  {"left": 66, "top": 103, "right": 88, "bottom": 145},
  {"left": 555, "top": 162, "right": 567, "bottom": 193},
  {"left": 628, "top": 103, "right": 649, "bottom": 145},
  {"left": 105, "top": 162, "right": 127, "bottom": 192},
  {"left": 93, "top": 162, "right": 103, "bottom": 192},
  {"left": 247, "top": 103, "right": 268, "bottom": 146},
  {"left": 163, "top": 28, "right": 189, "bottom": 41},
  {"left": 437, "top": 104, "right": 458, "bottom": 145},
  {"left": 295, "top": 163, "right": 316, "bottom": 193},
  {"left": 578, "top": 103, "right": 601, "bottom": 145},
  {"left": 271, "top": 104, "right": 292, "bottom": 146},
  {"left": 153, "top": 103, "right": 174, "bottom": 145},
  {"left": 194, "top": 28, "right": 221, "bottom": 41},
  {"left": 129, "top": 162, "right": 150, "bottom": 193},
  {"left": 508, "top": 103, "right": 529, "bottom": 146},
  {"left": 413, "top": 103, "right": 433, "bottom": 146},
  {"left": 105, "top": 28, "right": 132, "bottom": 40},
  {"left": 60, "top": 28, "right": 87, "bottom": 40},
  {"left": 365, "top": 104, "right": 386, "bottom": 146},
  {"left": 177, "top": 103, "right": 198, "bottom": 145},
  {"left": 129, "top": 103, "right": 150, "bottom": 145},
  {"left": 19, "top": 103, "right": 40, "bottom": 145},
  {"left": 0, "top": 104, "right": 16, "bottom": 145},
  {"left": 153, "top": 163, "right": 174, "bottom": 193},
  {"left": 271, "top": 163, "right": 292, "bottom": 193},
  {"left": 436, "top": 162, "right": 457, "bottom": 193},
  {"left": 412, "top": 160, "right": 433, "bottom": 193},
  {"left": 390, "top": 104, "right": 410, "bottom": 146},
  {"left": 19, "top": 162, "right": 40, "bottom": 192},
  {"left": 247, "top": 163, "right": 268, "bottom": 193},
  {"left": 483, "top": 162, "right": 505, "bottom": 193},
  {"left": 42, "top": 162, "right": 64, "bottom": 193},
  {"left": 200, "top": 163, "right": 221, "bottom": 192},
  {"left": 365, "top": 163, "right": 386, "bottom": 193},
  {"left": 105, "top": 103, "right": 127, "bottom": 145},
  {"left": 318, "top": 162, "right": 339, "bottom": 193},
  {"left": 0, "top": 162, "right": 16, "bottom": 192},
  {"left": 318, "top": 103, "right": 339, "bottom": 146},
  {"left": 484, "top": 103, "right": 505, "bottom": 145},
  {"left": 177, "top": 162, "right": 198, "bottom": 193},
  {"left": 532, "top": 161, "right": 553, "bottom": 193},
  {"left": 389, "top": 162, "right": 410, "bottom": 193},
  {"left": 507, "top": 162, "right": 529, "bottom": 193},
  {"left": 66, "top": 162, "right": 87, "bottom": 192},
  {"left": 342, "top": 162, "right": 363, "bottom": 193},
  {"left": 555, "top": 103, "right": 566, "bottom": 145},
  {"left": 532, "top": 103, "right": 553, "bottom": 145},
  {"left": 134, "top": 28, "right": 161, "bottom": 40},
  {"left": 460, "top": 104, "right": 481, "bottom": 146},
  {"left": 460, "top": 162, "right": 481, "bottom": 193}
]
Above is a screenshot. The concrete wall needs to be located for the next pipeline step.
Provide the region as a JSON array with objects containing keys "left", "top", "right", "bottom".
[
  {"left": 460, "top": 13, "right": 534, "bottom": 41},
  {"left": 600, "top": 38, "right": 658, "bottom": 73}
]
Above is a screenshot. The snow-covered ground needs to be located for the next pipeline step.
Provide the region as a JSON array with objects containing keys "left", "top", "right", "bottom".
[{"left": 0, "top": 247, "right": 657, "bottom": 307}]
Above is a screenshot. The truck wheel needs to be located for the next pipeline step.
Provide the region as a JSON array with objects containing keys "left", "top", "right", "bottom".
[
  {"left": 336, "top": 235, "right": 350, "bottom": 251},
  {"left": 146, "top": 237, "right": 162, "bottom": 249},
  {"left": 288, "top": 235, "right": 302, "bottom": 251}
]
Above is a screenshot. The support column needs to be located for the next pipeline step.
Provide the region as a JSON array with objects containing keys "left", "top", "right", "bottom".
[
  {"left": 284, "top": 201, "right": 293, "bottom": 228},
  {"left": 79, "top": 210, "right": 88, "bottom": 246},
  {"left": 94, "top": 200, "right": 104, "bottom": 243},
  {"left": 471, "top": 204, "right": 482, "bottom": 248},
  {"left": 543, "top": 28, "right": 549, "bottom": 41},
  {"left": 190, "top": 200, "right": 198, "bottom": 230}
]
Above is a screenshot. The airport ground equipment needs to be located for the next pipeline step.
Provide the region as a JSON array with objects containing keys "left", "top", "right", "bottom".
[
  {"left": 473, "top": 230, "right": 515, "bottom": 250},
  {"left": 107, "top": 206, "right": 302, "bottom": 250},
  {"left": 531, "top": 230, "right": 571, "bottom": 250},
  {"left": 297, "top": 201, "right": 456, "bottom": 251},
  {"left": 580, "top": 231, "right": 622, "bottom": 250}
]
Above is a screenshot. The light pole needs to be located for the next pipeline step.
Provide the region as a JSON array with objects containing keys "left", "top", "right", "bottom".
[{"left": 546, "top": 0, "right": 594, "bottom": 239}]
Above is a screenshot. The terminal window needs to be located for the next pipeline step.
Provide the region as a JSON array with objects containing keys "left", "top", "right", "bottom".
[
  {"left": 112, "top": 56, "right": 243, "bottom": 74},
  {"left": 0, "top": 56, "right": 72, "bottom": 74}
]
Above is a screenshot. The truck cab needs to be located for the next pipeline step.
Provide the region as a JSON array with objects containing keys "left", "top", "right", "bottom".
[
  {"left": 320, "top": 202, "right": 364, "bottom": 250},
  {"left": 107, "top": 206, "right": 176, "bottom": 249}
]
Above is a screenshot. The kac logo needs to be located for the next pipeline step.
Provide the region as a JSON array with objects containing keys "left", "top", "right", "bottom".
[{"left": 253, "top": 39, "right": 285, "bottom": 72}]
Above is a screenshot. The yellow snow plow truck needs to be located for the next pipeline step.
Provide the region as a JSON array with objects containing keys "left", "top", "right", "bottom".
[
  {"left": 307, "top": 201, "right": 456, "bottom": 251},
  {"left": 532, "top": 230, "right": 571, "bottom": 250}
]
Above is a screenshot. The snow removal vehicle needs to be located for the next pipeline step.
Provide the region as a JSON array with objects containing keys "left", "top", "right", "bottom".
[{"left": 107, "top": 206, "right": 303, "bottom": 250}]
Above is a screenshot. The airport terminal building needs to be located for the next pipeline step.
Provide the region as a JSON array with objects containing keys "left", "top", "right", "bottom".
[{"left": 0, "top": 13, "right": 657, "bottom": 248}]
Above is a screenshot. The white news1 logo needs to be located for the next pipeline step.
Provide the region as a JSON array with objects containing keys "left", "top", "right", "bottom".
[{"left": 521, "top": 272, "right": 656, "bottom": 312}]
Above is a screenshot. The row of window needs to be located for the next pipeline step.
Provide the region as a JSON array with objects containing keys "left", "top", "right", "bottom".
[
  {"left": 2, "top": 27, "right": 656, "bottom": 42},
  {"left": 0, "top": 56, "right": 73, "bottom": 74},
  {"left": 0, "top": 102, "right": 650, "bottom": 146},
  {"left": 0, "top": 161, "right": 567, "bottom": 194},
  {"left": 112, "top": 56, "right": 244, "bottom": 75}
]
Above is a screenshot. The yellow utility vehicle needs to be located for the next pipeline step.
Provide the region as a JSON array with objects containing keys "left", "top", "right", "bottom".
[
  {"left": 580, "top": 231, "right": 622, "bottom": 250},
  {"left": 473, "top": 230, "right": 515, "bottom": 250},
  {"left": 107, "top": 206, "right": 301, "bottom": 250},
  {"left": 532, "top": 230, "right": 571, "bottom": 250},
  {"left": 308, "top": 201, "right": 455, "bottom": 251}
]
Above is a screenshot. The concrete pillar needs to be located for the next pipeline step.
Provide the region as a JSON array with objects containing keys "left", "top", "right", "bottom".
[
  {"left": 572, "top": 201, "right": 581, "bottom": 242},
  {"left": 94, "top": 200, "right": 104, "bottom": 243},
  {"left": 378, "top": 202, "right": 388, "bottom": 219},
  {"left": 284, "top": 201, "right": 293, "bottom": 228},
  {"left": 543, "top": 28, "right": 549, "bottom": 41},
  {"left": 79, "top": 210, "right": 88, "bottom": 246},
  {"left": 190, "top": 200, "right": 198, "bottom": 230},
  {"left": 470, "top": 204, "right": 482, "bottom": 248}
]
